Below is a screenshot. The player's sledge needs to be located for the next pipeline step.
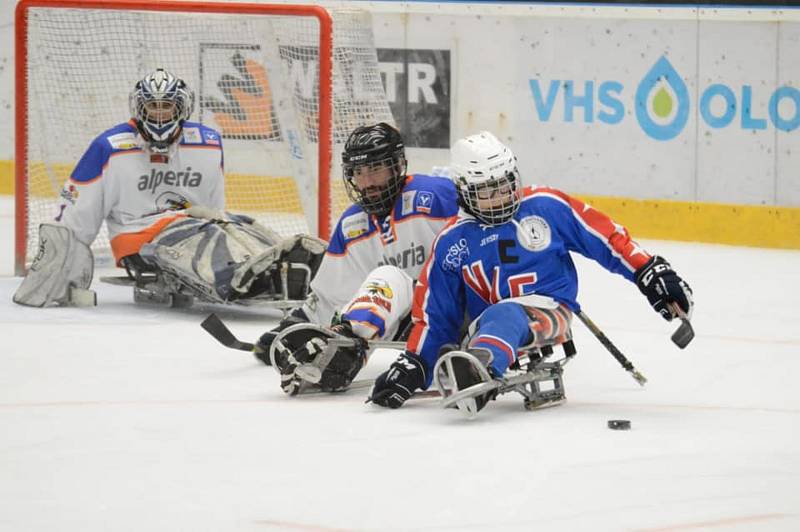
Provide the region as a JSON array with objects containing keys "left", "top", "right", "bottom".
[{"left": 433, "top": 340, "right": 577, "bottom": 419}]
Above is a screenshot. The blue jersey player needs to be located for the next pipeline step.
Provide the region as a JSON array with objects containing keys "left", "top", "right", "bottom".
[{"left": 370, "top": 131, "right": 694, "bottom": 412}]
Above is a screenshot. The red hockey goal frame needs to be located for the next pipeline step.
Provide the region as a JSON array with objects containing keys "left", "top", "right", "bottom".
[{"left": 15, "top": 0, "right": 333, "bottom": 275}]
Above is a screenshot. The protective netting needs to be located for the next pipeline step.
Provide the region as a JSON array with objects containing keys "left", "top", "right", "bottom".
[{"left": 21, "top": 5, "right": 393, "bottom": 268}]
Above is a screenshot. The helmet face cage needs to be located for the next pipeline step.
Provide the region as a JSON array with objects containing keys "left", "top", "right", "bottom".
[
  {"left": 129, "top": 68, "right": 194, "bottom": 151},
  {"left": 457, "top": 169, "right": 521, "bottom": 225},
  {"left": 341, "top": 123, "right": 407, "bottom": 216}
]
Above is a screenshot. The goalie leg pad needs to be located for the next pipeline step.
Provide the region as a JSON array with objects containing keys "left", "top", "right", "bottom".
[
  {"left": 140, "top": 217, "right": 315, "bottom": 303},
  {"left": 232, "top": 234, "right": 325, "bottom": 300},
  {"left": 139, "top": 217, "right": 238, "bottom": 303},
  {"left": 14, "top": 224, "right": 95, "bottom": 307}
]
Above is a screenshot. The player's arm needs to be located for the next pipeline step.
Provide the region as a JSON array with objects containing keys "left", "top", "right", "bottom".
[
  {"left": 538, "top": 187, "right": 692, "bottom": 321},
  {"left": 370, "top": 228, "right": 466, "bottom": 408},
  {"left": 301, "top": 217, "right": 372, "bottom": 326}
]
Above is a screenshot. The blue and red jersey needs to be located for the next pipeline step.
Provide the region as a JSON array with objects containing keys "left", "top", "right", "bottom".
[{"left": 406, "top": 186, "right": 651, "bottom": 384}]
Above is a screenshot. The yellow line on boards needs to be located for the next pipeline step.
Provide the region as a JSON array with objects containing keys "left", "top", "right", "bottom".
[
  {"left": 578, "top": 194, "right": 800, "bottom": 250},
  {"left": 1, "top": 160, "right": 798, "bottom": 249}
]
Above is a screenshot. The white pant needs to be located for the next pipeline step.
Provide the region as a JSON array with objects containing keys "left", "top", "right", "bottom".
[{"left": 339, "top": 265, "right": 414, "bottom": 341}]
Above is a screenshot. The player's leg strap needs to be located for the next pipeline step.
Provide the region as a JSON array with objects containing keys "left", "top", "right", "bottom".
[{"left": 13, "top": 223, "right": 96, "bottom": 307}]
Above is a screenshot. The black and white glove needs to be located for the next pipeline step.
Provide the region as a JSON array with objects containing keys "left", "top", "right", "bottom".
[
  {"left": 254, "top": 307, "right": 309, "bottom": 366},
  {"left": 369, "top": 353, "right": 426, "bottom": 409},
  {"left": 291, "top": 321, "right": 367, "bottom": 392},
  {"left": 635, "top": 256, "right": 693, "bottom": 321}
]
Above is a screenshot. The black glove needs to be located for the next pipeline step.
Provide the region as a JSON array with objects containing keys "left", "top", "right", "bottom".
[
  {"left": 254, "top": 307, "right": 309, "bottom": 366},
  {"left": 288, "top": 321, "right": 367, "bottom": 392},
  {"left": 370, "top": 353, "right": 426, "bottom": 409},
  {"left": 635, "top": 256, "right": 693, "bottom": 321}
]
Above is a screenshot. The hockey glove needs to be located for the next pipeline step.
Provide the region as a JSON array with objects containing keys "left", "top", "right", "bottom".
[
  {"left": 635, "top": 256, "right": 694, "bottom": 321},
  {"left": 288, "top": 321, "right": 368, "bottom": 392},
  {"left": 254, "top": 307, "right": 309, "bottom": 366},
  {"left": 370, "top": 353, "right": 426, "bottom": 409}
]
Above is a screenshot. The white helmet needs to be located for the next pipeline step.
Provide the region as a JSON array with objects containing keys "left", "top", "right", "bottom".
[
  {"left": 129, "top": 68, "right": 194, "bottom": 153},
  {"left": 450, "top": 131, "right": 521, "bottom": 225}
]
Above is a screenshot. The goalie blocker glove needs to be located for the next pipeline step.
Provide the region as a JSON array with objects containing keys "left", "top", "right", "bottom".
[
  {"left": 370, "top": 353, "right": 426, "bottom": 409},
  {"left": 635, "top": 255, "right": 693, "bottom": 321}
]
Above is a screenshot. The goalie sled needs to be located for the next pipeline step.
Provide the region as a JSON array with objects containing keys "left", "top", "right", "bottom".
[{"left": 101, "top": 260, "right": 311, "bottom": 315}]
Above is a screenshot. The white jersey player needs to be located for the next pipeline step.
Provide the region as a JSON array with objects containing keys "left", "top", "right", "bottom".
[
  {"left": 14, "top": 68, "right": 323, "bottom": 308},
  {"left": 256, "top": 122, "right": 460, "bottom": 395}
]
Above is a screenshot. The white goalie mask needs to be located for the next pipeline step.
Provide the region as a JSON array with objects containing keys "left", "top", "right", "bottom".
[
  {"left": 450, "top": 131, "right": 521, "bottom": 225},
  {"left": 129, "top": 68, "right": 194, "bottom": 153}
]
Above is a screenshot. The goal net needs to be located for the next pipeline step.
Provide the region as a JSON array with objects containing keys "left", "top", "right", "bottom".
[{"left": 15, "top": 0, "right": 394, "bottom": 274}]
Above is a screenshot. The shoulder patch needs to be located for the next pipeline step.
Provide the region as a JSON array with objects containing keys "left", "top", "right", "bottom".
[
  {"left": 341, "top": 211, "right": 369, "bottom": 239},
  {"left": 182, "top": 127, "right": 203, "bottom": 144},
  {"left": 203, "top": 129, "right": 221, "bottom": 145},
  {"left": 106, "top": 132, "right": 138, "bottom": 150},
  {"left": 416, "top": 191, "right": 433, "bottom": 213},
  {"left": 517, "top": 215, "right": 552, "bottom": 252},
  {"left": 401, "top": 190, "right": 416, "bottom": 215}
]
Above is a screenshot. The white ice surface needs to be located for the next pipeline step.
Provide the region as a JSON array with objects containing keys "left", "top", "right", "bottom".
[{"left": 1, "top": 196, "right": 799, "bottom": 532}]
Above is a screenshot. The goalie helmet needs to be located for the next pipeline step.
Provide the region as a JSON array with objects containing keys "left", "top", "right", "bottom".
[
  {"left": 129, "top": 68, "right": 194, "bottom": 153},
  {"left": 450, "top": 131, "right": 521, "bottom": 225},
  {"left": 342, "top": 122, "right": 407, "bottom": 216}
]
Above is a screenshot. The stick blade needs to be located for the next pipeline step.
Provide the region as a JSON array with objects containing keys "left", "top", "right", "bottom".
[
  {"left": 201, "top": 314, "right": 255, "bottom": 351},
  {"left": 671, "top": 318, "right": 695, "bottom": 349}
]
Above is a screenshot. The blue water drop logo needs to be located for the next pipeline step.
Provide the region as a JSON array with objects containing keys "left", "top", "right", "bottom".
[{"left": 635, "top": 56, "right": 690, "bottom": 141}]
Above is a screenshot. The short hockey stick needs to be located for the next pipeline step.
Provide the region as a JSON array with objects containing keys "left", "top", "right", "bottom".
[
  {"left": 575, "top": 310, "right": 647, "bottom": 386},
  {"left": 200, "top": 313, "right": 439, "bottom": 399},
  {"left": 201, "top": 313, "right": 256, "bottom": 352},
  {"left": 201, "top": 313, "right": 408, "bottom": 354},
  {"left": 669, "top": 303, "right": 694, "bottom": 349}
]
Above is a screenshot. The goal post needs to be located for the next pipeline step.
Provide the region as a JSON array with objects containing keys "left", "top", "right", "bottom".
[{"left": 15, "top": 0, "right": 394, "bottom": 275}]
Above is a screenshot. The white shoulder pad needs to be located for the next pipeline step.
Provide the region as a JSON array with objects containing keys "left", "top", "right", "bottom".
[{"left": 13, "top": 224, "right": 96, "bottom": 307}]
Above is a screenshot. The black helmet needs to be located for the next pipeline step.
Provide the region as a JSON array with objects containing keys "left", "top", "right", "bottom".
[{"left": 341, "top": 122, "right": 407, "bottom": 216}]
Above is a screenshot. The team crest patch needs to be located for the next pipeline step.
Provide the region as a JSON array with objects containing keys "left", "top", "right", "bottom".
[
  {"left": 517, "top": 215, "right": 551, "bottom": 252},
  {"left": 59, "top": 184, "right": 80, "bottom": 204},
  {"left": 365, "top": 280, "right": 393, "bottom": 299},
  {"left": 402, "top": 191, "right": 416, "bottom": 215},
  {"left": 342, "top": 212, "right": 369, "bottom": 239},
  {"left": 416, "top": 191, "right": 433, "bottom": 213},
  {"left": 203, "top": 130, "right": 221, "bottom": 145},
  {"left": 182, "top": 127, "right": 202, "bottom": 144},
  {"left": 107, "top": 132, "right": 138, "bottom": 150}
]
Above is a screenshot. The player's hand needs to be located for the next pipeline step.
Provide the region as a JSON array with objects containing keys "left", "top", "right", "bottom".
[
  {"left": 635, "top": 256, "right": 693, "bottom": 321},
  {"left": 254, "top": 308, "right": 309, "bottom": 366},
  {"left": 369, "top": 353, "right": 425, "bottom": 409}
]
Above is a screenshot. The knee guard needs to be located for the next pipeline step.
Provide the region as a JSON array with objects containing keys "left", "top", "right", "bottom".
[{"left": 340, "top": 265, "right": 414, "bottom": 341}]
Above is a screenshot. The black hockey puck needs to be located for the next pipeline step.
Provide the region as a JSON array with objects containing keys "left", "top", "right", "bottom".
[{"left": 607, "top": 419, "right": 631, "bottom": 430}]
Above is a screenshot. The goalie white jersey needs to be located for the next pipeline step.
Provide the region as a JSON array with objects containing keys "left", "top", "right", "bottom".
[
  {"left": 54, "top": 120, "right": 225, "bottom": 264},
  {"left": 303, "top": 174, "right": 459, "bottom": 327}
]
